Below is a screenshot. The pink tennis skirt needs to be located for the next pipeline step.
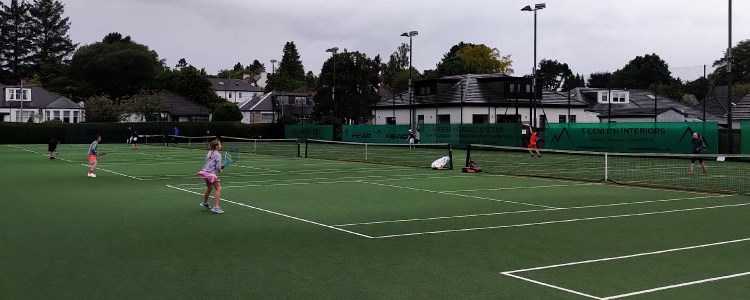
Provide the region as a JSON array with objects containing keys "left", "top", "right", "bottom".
[{"left": 197, "top": 171, "right": 219, "bottom": 183}]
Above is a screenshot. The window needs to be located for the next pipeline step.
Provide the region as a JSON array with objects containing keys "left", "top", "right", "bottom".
[
  {"left": 559, "top": 115, "right": 567, "bottom": 123},
  {"left": 189, "top": 115, "right": 209, "bottom": 122},
  {"left": 570, "top": 115, "right": 577, "bottom": 123},
  {"left": 472, "top": 114, "right": 489, "bottom": 124},
  {"left": 526, "top": 84, "right": 532, "bottom": 93},
  {"left": 438, "top": 114, "right": 451, "bottom": 124},
  {"left": 261, "top": 113, "right": 274, "bottom": 124},
  {"left": 613, "top": 92, "right": 627, "bottom": 103},
  {"left": 600, "top": 92, "right": 608, "bottom": 103},
  {"left": 417, "top": 115, "right": 424, "bottom": 125},
  {"left": 45, "top": 111, "right": 51, "bottom": 121},
  {"left": 15, "top": 111, "right": 31, "bottom": 122},
  {"left": 295, "top": 97, "right": 307, "bottom": 105},
  {"left": 53, "top": 111, "right": 60, "bottom": 120},
  {"left": 73, "top": 111, "right": 79, "bottom": 123},
  {"left": 6, "top": 88, "right": 30, "bottom": 101},
  {"left": 63, "top": 111, "right": 70, "bottom": 123},
  {"left": 239, "top": 92, "right": 242, "bottom": 98},
  {"left": 386, "top": 117, "right": 396, "bottom": 125},
  {"left": 228, "top": 93, "right": 232, "bottom": 98},
  {"left": 509, "top": 83, "right": 517, "bottom": 92}
]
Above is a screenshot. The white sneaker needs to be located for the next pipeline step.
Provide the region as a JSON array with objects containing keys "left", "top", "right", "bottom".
[
  {"left": 211, "top": 207, "right": 225, "bottom": 214},
  {"left": 88, "top": 173, "right": 96, "bottom": 178}
]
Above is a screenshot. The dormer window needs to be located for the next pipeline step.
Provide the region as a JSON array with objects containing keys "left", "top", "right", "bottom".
[
  {"left": 5, "top": 88, "right": 31, "bottom": 101},
  {"left": 597, "top": 90, "right": 629, "bottom": 104}
]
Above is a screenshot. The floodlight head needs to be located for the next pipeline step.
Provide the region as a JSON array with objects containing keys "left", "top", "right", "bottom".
[
  {"left": 535, "top": 3, "right": 546, "bottom": 9},
  {"left": 326, "top": 47, "right": 339, "bottom": 53},
  {"left": 409, "top": 31, "right": 419, "bottom": 36},
  {"left": 270, "top": 59, "right": 277, "bottom": 63},
  {"left": 401, "top": 32, "right": 409, "bottom": 37},
  {"left": 521, "top": 5, "right": 532, "bottom": 11}
]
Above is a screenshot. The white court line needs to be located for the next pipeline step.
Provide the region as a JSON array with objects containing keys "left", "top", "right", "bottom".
[
  {"left": 137, "top": 152, "right": 172, "bottom": 159},
  {"left": 201, "top": 175, "right": 473, "bottom": 190},
  {"left": 359, "top": 181, "right": 558, "bottom": 209},
  {"left": 503, "top": 236, "right": 750, "bottom": 274},
  {"left": 443, "top": 183, "right": 596, "bottom": 193},
  {"left": 502, "top": 237, "right": 750, "bottom": 299},
  {"left": 232, "top": 164, "right": 282, "bottom": 173},
  {"left": 8, "top": 145, "right": 75, "bottom": 162},
  {"left": 79, "top": 163, "right": 144, "bottom": 180},
  {"left": 601, "top": 271, "right": 750, "bottom": 299},
  {"left": 371, "top": 202, "right": 750, "bottom": 239},
  {"left": 165, "top": 185, "right": 372, "bottom": 239},
  {"left": 502, "top": 272, "right": 602, "bottom": 300},
  {"left": 136, "top": 166, "right": 416, "bottom": 180},
  {"left": 334, "top": 194, "right": 733, "bottom": 227},
  {"left": 172, "top": 172, "right": 441, "bottom": 186}
]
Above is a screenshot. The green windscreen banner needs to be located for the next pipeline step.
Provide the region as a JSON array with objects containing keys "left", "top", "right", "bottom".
[
  {"left": 545, "top": 122, "right": 719, "bottom": 154},
  {"left": 420, "top": 124, "right": 522, "bottom": 147},
  {"left": 284, "top": 125, "right": 333, "bottom": 141},
  {"left": 742, "top": 121, "right": 750, "bottom": 154},
  {"left": 342, "top": 125, "right": 411, "bottom": 143}
]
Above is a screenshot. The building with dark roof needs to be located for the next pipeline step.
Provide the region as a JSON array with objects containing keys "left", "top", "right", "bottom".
[
  {"left": 0, "top": 84, "right": 85, "bottom": 123},
  {"left": 209, "top": 78, "right": 264, "bottom": 104},
  {"left": 373, "top": 74, "right": 595, "bottom": 126},
  {"left": 237, "top": 91, "right": 315, "bottom": 124},
  {"left": 701, "top": 85, "right": 750, "bottom": 128},
  {"left": 123, "top": 91, "right": 211, "bottom": 122}
]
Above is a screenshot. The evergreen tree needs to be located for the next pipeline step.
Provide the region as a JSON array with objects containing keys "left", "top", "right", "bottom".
[
  {"left": 0, "top": 0, "right": 33, "bottom": 80},
  {"left": 277, "top": 41, "right": 305, "bottom": 81},
  {"left": 28, "top": 0, "right": 76, "bottom": 71}
]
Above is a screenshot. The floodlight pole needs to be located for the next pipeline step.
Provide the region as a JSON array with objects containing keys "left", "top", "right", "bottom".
[
  {"left": 326, "top": 47, "right": 339, "bottom": 122},
  {"left": 401, "top": 31, "right": 418, "bottom": 130},
  {"left": 727, "top": 0, "right": 734, "bottom": 153},
  {"left": 522, "top": 3, "right": 545, "bottom": 128}
]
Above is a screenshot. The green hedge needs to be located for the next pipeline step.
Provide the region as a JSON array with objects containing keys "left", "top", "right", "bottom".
[{"left": 0, "top": 122, "right": 283, "bottom": 144}]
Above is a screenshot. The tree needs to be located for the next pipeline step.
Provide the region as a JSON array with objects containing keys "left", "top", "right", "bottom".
[
  {"left": 159, "top": 64, "right": 221, "bottom": 108},
  {"left": 562, "top": 74, "right": 586, "bottom": 91},
  {"left": 587, "top": 72, "right": 612, "bottom": 88},
  {"left": 710, "top": 39, "right": 750, "bottom": 85},
  {"left": 246, "top": 59, "right": 265, "bottom": 74},
  {"left": 28, "top": 0, "right": 76, "bottom": 75},
  {"left": 69, "top": 32, "right": 163, "bottom": 100},
  {"left": 0, "top": 0, "right": 33, "bottom": 80},
  {"left": 683, "top": 77, "right": 711, "bottom": 102},
  {"left": 277, "top": 41, "right": 305, "bottom": 81},
  {"left": 609, "top": 53, "right": 677, "bottom": 89},
  {"left": 435, "top": 42, "right": 513, "bottom": 76},
  {"left": 84, "top": 95, "right": 123, "bottom": 122},
  {"left": 123, "top": 91, "right": 163, "bottom": 121},
  {"left": 315, "top": 50, "right": 382, "bottom": 123},
  {"left": 536, "top": 59, "right": 573, "bottom": 90},
  {"left": 175, "top": 58, "right": 188, "bottom": 69},
  {"left": 212, "top": 102, "right": 242, "bottom": 121},
  {"left": 383, "top": 43, "right": 410, "bottom": 90}
]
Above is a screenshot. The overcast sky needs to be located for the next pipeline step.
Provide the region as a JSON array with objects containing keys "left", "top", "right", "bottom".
[{"left": 65, "top": 0, "right": 750, "bottom": 81}]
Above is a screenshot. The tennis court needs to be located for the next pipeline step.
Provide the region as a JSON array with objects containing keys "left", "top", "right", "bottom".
[{"left": 2, "top": 139, "right": 750, "bottom": 299}]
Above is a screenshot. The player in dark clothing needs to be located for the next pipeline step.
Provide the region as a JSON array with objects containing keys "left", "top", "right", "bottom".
[
  {"left": 48, "top": 138, "right": 59, "bottom": 159},
  {"left": 689, "top": 132, "right": 708, "bottom": 175}
]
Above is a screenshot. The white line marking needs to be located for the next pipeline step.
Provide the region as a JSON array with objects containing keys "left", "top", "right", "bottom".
[
  {"left": 171, "top": 172, "right": 446, "bottom": 186},
  {"left": 232, "top": 164, "right": 282, "bottom": 173},
  {"left": 198, "top": 175, "right": 473, "bottom": 190},
  {"left": 80, "top": 164, "right": 144, "bottom": 180},
  {"left": 165, "top": 185, "right": 372, "bottom": 239},
  {"left": 371, "top": 202, "right": 750, "bottom": 239},
  {"left": 359, "top": 181, "right": 558, "bottom": 209},
  {"left": 601, "top": 271, "right": 750, "bottom": 300},
  {"left": 137, "top": 152, "right": 171, "bottom": 159},
  {"left": 334, "top": 195, "right": 732, "bottom": 227},
  {"left": 501, "top": 272, "right": 603, "bottom": 300},
  {"left": 8, "top": 145, "right": 75, "bottom": 162},
  {"left": 503, "top": 236, "right": 750, "bottom": 274},
  {"left": 442, "top": 183, "right": 597, "bottom": 193}
]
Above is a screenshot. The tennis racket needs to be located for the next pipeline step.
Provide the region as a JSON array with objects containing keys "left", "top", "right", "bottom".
[{"left": 222, "top": 148, "right": 240, "bottom": 169}]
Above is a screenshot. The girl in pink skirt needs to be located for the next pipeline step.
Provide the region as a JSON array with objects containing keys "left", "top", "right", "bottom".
[{"left": 197, "top": 139, "right": 224, "bottom": 214}]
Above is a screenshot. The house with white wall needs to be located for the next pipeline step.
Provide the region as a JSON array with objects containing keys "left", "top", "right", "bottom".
[
  {"left": 372, "top": 74, "right": 595, "bottom": 127},
  {"left": 209, "top": 78, "right": 263, "bottom": 104},
  {"left": 0, "top": 84, "right": 85, "bottom": 123}
]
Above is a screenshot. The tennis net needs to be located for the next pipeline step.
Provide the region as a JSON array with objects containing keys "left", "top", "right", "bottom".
[
  {"left": 140, "top": 134, "right": 166, "bottom": 146},
  {"left": 166, "top": 135, "right": 300, "bottom": 157},
  {"left": 467, "top": 144, "right": 750, "bottom": 195},
  {"left": 305, "top": 139, "right": 453, "bottom": 169},
  {"left": 221, "top": 136, "right": 300, "bottom": 157}
]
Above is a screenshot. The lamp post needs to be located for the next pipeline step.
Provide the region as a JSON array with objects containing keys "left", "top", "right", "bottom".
[
  {"left": 270, "top": 59, "right": 277, "bottom": 74},
  {"left": 401, "top": 30, "right": 418, "bottom": 130},
  {"left": 522, "top": 3, "right": 545, "bottom": 128},
  {"left": 727, "top": 0, "right": 734, "bottom": 153},
  {"left": 326, "top": 47, "right": 339, "bottom": 121}
]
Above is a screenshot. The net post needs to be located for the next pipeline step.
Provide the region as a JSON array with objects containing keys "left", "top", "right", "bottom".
[
  {"left": 448, "top": 145, "right": 454, "bottom": 170},
  {"left": 365, "top": 143, "right": 368, "bottom": 161},
  {"left": 604, "top": 152, "right": 609, "bottom": 181},
  {"left": 304, "top": 139, "right": 309, "bottom": 158},
  {"left": 296, "top": 139, "right": 300, "bottom": 157},
  {"left": 465, "top": 144, "right": 472, "bottom": 168}
]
